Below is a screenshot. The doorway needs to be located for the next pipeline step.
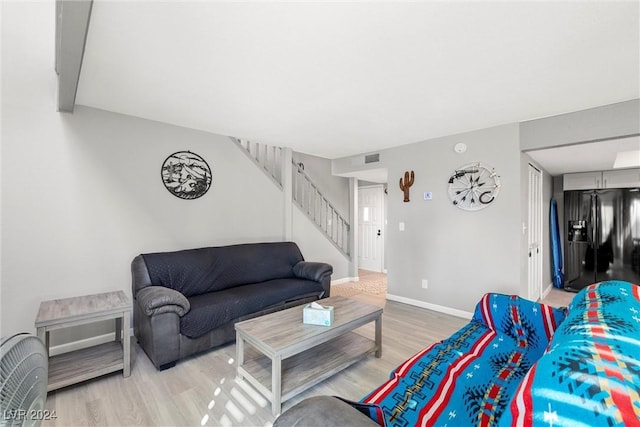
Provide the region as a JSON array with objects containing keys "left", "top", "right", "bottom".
[
  {"left": 358, "top": 185, "right": 385, "bottom": 272},
  {"left": 527, "top": 163, "right": 543, "bottom": 300}
]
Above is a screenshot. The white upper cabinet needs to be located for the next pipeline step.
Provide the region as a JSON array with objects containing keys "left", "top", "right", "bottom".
[
  {"left": 564, "top": 168, "right": 640, "bottom": 190},
  {"left": 602, "top": 169, "right": 640, "bottom": 188},
  {"left": 563, "top": 171, "right": 602, "bottom": 190}
]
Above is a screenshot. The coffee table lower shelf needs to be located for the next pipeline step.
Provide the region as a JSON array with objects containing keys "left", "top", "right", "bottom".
[{"left": 238, "top": 332, "right": 375, "bottom": 409}]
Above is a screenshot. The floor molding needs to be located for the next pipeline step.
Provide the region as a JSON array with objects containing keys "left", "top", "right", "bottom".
[
  {"left": 49, "top": 328, "right": 135, "bottom": 356},
  {"left": 386, "top": 294, "right": 473, "bottom": 319},
  {"left": 331, "top": 276, "right": 359, "bottom": 285}
]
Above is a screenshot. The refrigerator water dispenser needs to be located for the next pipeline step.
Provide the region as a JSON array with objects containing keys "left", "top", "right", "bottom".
[{"left": 568, "top": 220, "right": 588, "bottom": 242}]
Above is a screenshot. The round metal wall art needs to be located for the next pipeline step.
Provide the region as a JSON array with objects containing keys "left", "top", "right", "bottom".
[
  {"left": 161, "top": 151, "right": 212, "bottom": 199},
  {"left": 447, "top": 162, "right": 501, "bottom": 211}
]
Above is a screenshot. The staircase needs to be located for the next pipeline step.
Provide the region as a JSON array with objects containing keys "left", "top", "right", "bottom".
[
  {"left": 231, "top": 137, "right": 350, "bottom": 257},
  {"left": 232, "top": 138, "right": 283, "bottom": 188}
]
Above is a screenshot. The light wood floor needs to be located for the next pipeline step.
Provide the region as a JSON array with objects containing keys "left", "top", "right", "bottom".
[
  {"left": 42, "top": 273, "right": 575, "bottom": 427},
  {"left": 332, "top": 271, "right": 574, "bottom": 309}
]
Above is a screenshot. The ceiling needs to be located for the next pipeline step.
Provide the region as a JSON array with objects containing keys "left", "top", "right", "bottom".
[
  {"left": 75, "top": 1, "right": 639, "bottom": 172},
  {"left": 527, "top": 135, "right": 640, "bottom": 176}
]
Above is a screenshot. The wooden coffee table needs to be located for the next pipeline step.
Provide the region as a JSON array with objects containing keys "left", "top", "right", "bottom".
[{"left": 235, "top": 296, "right": 382, "bottom": 416}]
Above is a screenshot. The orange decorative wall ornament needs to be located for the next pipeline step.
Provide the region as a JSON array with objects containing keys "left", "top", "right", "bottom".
[{"left": 399, "top": 170, "right": 414, "bottom": 202}]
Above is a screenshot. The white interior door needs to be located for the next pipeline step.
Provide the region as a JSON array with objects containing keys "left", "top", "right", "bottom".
[
  {"left": 358, "top": 186, "right": 384, "bottom": 272},
  {"left": 528, "top": 164, "right": 543, "bottom": 300}
]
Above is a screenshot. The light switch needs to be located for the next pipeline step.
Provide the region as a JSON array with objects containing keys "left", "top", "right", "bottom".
[{"left": 399, "top": 222, "right": 405, "bottom": 231}]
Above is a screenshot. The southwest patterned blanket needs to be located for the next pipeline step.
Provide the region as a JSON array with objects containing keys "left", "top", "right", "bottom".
[
  {"left": 499, "top": 281, "right": 640, "bottom": 426},
  {"left": 361, "top": 293, "right": 567, "bottom": 427}
]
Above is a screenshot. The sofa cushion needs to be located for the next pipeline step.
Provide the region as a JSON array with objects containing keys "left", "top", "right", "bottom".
[
  {"left": 361, "top": 294, "right": 567, "bottom": 426},
  {"left": 142, "top": 242, "right": 304, "bottom": 297},
  {"left": 500, "top": 281, "right": 640, "bottom": 426},
  {"left": 179, "top": 278, "right": 324, "bottom": 338}
]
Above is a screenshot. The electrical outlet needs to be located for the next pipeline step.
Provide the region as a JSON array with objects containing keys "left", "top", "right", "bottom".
[{"left": 422, "top": 279, "right": 428, "bottom": 289}]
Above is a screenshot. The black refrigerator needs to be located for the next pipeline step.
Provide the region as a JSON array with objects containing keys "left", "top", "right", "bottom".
[{"left": 564, "top": 188, "right": 640, "bottom": 292}]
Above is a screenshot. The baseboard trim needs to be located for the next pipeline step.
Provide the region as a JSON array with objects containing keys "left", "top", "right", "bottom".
[
  {"left": 541, "top": 282, "right": 553, "bottom": 300},
  {"left": 386, "top": 293, "right": 473, "bottom": 319},
  {"left": 49, "top": 328, "right": 135, "bottom": 356},
  {"left": 331, "top": 276, "right": 358, "bottom": 285}
]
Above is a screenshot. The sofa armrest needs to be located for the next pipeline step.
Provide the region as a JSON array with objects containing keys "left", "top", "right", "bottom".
[
  {"left": 136, "top": 286, "right": 190, "bottom": 317},
  {"left": 131, "top": 254, "right": 152, "bottom": 296},
  {"left": 274, "top": 396, "right": 380, "bottom": 427},
  {"left": 293, "top": 261, "right": 333, "bottom": 283}
]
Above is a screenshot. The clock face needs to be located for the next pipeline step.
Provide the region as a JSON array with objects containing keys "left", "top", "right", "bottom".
[{"left": 447, "top": 162, "right": 500, "bottom": 211}]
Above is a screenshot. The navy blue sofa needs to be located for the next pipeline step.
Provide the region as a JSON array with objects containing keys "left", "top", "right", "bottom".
[{"left": 131, "top": 241, "right": 332, "bottom": 370}]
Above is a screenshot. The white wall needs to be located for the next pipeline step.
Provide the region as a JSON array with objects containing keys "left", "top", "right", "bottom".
[
  {"left": 9, "top": 1, "right": 631, "bottom": 337},
  {"left": 386, "top": 124, "right": 522, "bottom": 312},
  {"left": 334, "top": 124, "right": 522, "bottom": 313},
  {"left": 334, "top": 101, "right": 638, "bottom": 314},
  {"left": 1, "top": 1, "right": 347, "bottom": 339},
  {"left": 1, "top": 100, "right": 288, "bottom": 337},
  {"left": 293, "top": 208, "right": 350, "bottom": 280}
]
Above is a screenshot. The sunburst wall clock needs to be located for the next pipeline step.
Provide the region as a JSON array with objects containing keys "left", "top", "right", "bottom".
[{"left": 447, "top": 162, "right": 500, "bottom": 211}]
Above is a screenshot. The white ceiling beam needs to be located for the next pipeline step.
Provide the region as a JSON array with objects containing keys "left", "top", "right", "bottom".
[{"left": 55, "top": 0, "right": 93, "bottom": 113}]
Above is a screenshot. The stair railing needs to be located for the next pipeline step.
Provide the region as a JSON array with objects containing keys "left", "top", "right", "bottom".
[
  {"left": 231, "top": 137, "right": 283, "bottom": 188},
  {"left": 231, "top": 136, "right": 350, "bottom": 257},
  {"left": 292, "top": 160, "right": 350, "bottom": 256}
]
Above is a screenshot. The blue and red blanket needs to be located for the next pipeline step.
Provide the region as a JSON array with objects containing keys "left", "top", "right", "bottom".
[
  {"left": 360, "top": 282, "right": 640, "bottom": 426},
  {"left": 500, "top": 281, "right": 640, "bottom": 427},
  {"left": 361, "top": 293, "right": 567, "bottom": 426}
]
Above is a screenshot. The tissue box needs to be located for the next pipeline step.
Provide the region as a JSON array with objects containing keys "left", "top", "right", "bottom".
[{"left": 303, "top": 303, "right": 334, "bottom": 326}]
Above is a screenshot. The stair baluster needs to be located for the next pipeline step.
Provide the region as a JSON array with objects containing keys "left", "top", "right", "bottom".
[
  {"left": 293, "top": 160, "right": 350, "bottom": 257},
  {"left": 230, "top": 137, "right": 350, "bottom": 257}
]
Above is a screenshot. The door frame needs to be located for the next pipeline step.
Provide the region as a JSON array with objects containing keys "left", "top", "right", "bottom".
[
  {"left": 527, "top": 163, "right": 543, "bottom": 300},
  {"left": 358, "top": 184, "right": 386, "bottom": 272}
]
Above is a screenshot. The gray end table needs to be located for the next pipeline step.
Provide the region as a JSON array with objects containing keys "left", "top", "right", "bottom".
[{"left": 35, "top": 290, "right": 131, "bottom": 391}]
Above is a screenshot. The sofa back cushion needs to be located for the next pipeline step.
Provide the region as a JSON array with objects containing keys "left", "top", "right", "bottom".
[
  {"left": 499, "top": 281, "right": 640, "bottom": 427},
  {"left": 141, "top": 242, "right": 304, "bottom": 297}
]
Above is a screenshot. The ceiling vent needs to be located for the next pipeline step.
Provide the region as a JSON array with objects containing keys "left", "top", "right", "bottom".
[{"left": 364, "top": 153, "right": 380, "bottom": 164}]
